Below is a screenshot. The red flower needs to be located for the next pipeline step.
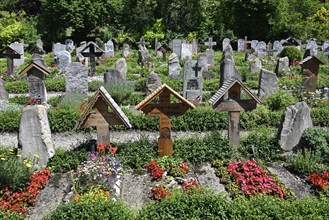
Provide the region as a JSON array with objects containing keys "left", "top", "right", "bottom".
[
  {"left": 145, "top": 160, "right": 158, "bottom": 173},
  {"left": 151, "top": 186, "right": 172, "bottom": 201},
  {"left": 151, "top": 167, "right": 164, "bottom": 180},
  {"left": 111, "top": 146, "right": 118, "bottom": 155},
  {"left": 179, "top": 162, "right": 189, "bottom": 172},
  {"left": 97, "top": 144, "right": 105, "bottom": 152}
]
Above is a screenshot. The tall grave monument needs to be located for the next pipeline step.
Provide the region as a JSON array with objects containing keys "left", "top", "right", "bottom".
[
  {"left": 183, "top": 60, "right": 204, "bottom": 103},
  {"left": 204, "top": 37, "right": 217, "bottom": 66}
]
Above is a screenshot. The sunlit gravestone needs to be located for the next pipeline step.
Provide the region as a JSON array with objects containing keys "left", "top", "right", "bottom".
[
  {"left": 135, "top": 84, "right": 195, "bottom": 156},
  {"left": 75, "top": 86, "right": 132, "bottom": 146}
]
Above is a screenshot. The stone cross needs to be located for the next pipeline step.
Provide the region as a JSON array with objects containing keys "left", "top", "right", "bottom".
[
  {"left": 76, "top": 86, "right": 132, "bottom": 146},
  {"left": 209, "top": 80, "right": 261, "bottom": 147},
  {"left": 136, "top": 84, "right": 195, "bottom": 156},
  {"left": 81, "top": 42, "right": 104, "bottom": 76},
  {"left": 262, "top": 41, "right": 277, "bottom": 61},
  {"left": 138, "top": 36, "right": 149, "bottom": 47},
  {"left": 205, "top": 37, "right": 217, "bottom": 50},
  {"left": 0, "top": 46, "right": 21, "bottom": 75}
]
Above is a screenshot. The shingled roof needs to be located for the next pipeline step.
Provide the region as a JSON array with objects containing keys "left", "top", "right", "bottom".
[
  {"left": 135, "top": 83, "right": 195, "bottom": 110},
  {"left": 18, "top": 61, "right": 50, "bottom": 78},
  {"left": 299, "top": 56, "right": 324, "bottom": 65},
  {"left": 208, "top": 79, "right": 261, "bottom": 107},
  {"left": 75, "top": 86, "right": 132, "bottom": 130}
]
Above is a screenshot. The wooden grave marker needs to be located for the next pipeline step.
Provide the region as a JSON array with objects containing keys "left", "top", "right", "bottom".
[
  {"left": 300, "top": 56, "right": 324, "bottom": 93},
  {"left": 135, "top": 84, "right": 195, "bottom": 156},
  {"left": 209, "top": 79, "right": 261, "bottom": 147},
  {"left": 80, "top": 41, "right": 104, "bottom": 76},
  {"left": 0, "top": 46, "right": 21, "bottom": 75},
  {"left": 75, "top": 86, "right": 132, "bottom": 146}
]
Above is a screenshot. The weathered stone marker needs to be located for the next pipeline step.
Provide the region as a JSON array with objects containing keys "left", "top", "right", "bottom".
[
  {"left": 209, "top": 79, "right": 261, "bottom": 147},
  {"left": 75, "top": 86, "right": 132, "bottom": 146},
  {"left": 136, "top": 84, "right": 195, "bottom": 156},
  {"left": 299, "top": 56, "right": 324, "bottom": 93},
  {"left": 80, "top": 41, "right": 104, "bottom": 76},
  {"left": 0, "top": 46, "right": 21, "bottom": 75}
]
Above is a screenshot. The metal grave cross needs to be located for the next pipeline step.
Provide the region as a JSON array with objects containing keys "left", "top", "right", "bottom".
[
  {"left": 205, "top": 37, "right": 217, "bottom": 50},
  {"left": 192, "top": 61, "right": 202, "bottom": 77}
]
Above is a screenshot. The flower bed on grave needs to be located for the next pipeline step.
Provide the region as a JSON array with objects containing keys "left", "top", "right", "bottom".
[
  {"left": 212, "top": 159, "right": 292, "bottom": 198},
  {"left": 0, "top": 150, "right": 51, "bottom": 218}
]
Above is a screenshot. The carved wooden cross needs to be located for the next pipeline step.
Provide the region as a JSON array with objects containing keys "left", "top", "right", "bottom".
[
  {"left": 209, "top": 79, "right": 261, "bottom": 147},
  {"left": 243, "top": 36, "right": 252, "bottom": 52},
  {"left": 205, "top": 37, "right": 217, "bottom": 50},
  {"left": 0, "top": 46, "right": 21, "bottom": 75},
  {"left": 136, "top": 84, "right": 195, "bottom": 156},
  {"left": 75, "top": 86, "right": 131, "bottom": 146},
  {"left": 81, "top": 42, "right": 104, "bottom": 77}
]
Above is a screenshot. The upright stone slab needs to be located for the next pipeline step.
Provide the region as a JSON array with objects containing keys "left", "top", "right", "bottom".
[
  {"left": 183, "top": 60, "right": 203, "bottom": 103},
  {"left": 105, "top": 40, "right": 114, "bottom": 57},
  {"left": 168, "top": 53, "right": 181, "bottom": 79},
  {"left": 65, "top": 39, "right": 75, "bottom": 53},
  {"left": 306, "top": 40, "right": 318, "bottom": 56},
  {"left": 0, "top": 79, "right": 8, "bottom": 100},
  {"left": 146, "top": 72, "right": 162, "bottom": 95},
  {"left": 322, "top": 40, "right": 329, "bottom": 52},
  {"left": 250, "top": 58, "right": 262, "bottom": 73},
  {"left": 181, "top": 42, "right": 193, "bottom": 60},
  {"left": 36, "top": 39, "right": 43, "bottom": 50},
  {"left": 65, "top": 62, "right": 88, "bottom": 98},
  {"left": 273, "top": 41, "right": 283, "bottom": 56},
  {"left": 222, "top": 38, "right": 230, "bottom": 51},
  {"left": 122, "top": 43, "right": 130, "bottom": 58},
  {"left": 278, "top": 101, "right": 313, "bottom": 151},
  {"left": 258, "top": 69, "right": 278, "bottom": 99},
  {"left": 10, "top": 42, "right": 24, "bottom": 66},
  {"left": 192, "top": 39, "right": 198, "bottom": 54},
  {"left": 275, "top": 56, "right": 289, "bottom": 76},
  {"left": 255, "top": 41, "right": 266, "bottom": 57},
  {"left": 115, "top": 58, "right": 127, "bottom": 79},
  {"left": 197, "top": 53, "right": 208, "bottom": 73},
  {"left": 237, "top": 39, "right": 245, "bottom": 52},
  {"left": 52, "top": 43, "right": 66, "bottom": 56},
  {"left": 220, "top": 44, "right": 242, "bottom": 86},
  {"left": 18, "top": 105, "right": 55, "bottom": 167},
  {"left": 251, "top": 40, "right": 259, "bottom": 51},
  {"left": 204, "top": 49, "right": 215, "bottom": 66},
  {"left": 172, "top": 39, "right": 182, "bottom": 57},
  {"left": 104, "top": 69, "right": 124, "bottom": 84},
  {"left": 56, "top": 51, "right": 71, "bottom": 71}
]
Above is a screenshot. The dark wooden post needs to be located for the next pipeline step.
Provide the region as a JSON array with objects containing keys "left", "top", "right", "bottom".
[
  {"left": 81, "top": 42, "right": 104, "bottom": 77},
  {"left": 0, "top": 46, "right": 21, "bottom": 75}
]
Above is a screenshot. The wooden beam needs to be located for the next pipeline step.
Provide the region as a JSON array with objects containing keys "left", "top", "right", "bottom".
[
  {"left": 215, "top": 99, "right": 257, "bottom": 112},
  {"left": 228, "top": 111, "right": 240, "bottom": 147}
]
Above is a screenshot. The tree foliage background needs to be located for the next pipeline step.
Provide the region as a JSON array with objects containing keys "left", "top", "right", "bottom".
[{"left": 0, "top": 0, "right": 328, "bottom": 48}]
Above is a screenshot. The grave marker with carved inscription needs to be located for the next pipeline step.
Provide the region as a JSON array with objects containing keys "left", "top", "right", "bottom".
[
  {"left": 75, "top": 86, "right": 132, "bottom": 146},
  {"left": 209, "top": 79, "right": 261, "bottom": 147},
  {"left": 136, "top": 84, "right": 195, "bottom": 156}
]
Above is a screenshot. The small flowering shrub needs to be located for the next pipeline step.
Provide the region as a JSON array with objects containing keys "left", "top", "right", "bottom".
[
  {"left": 0, "top": 168, "right": 51, "bottom": 217},
  {"left": 145, "top": 160, "right": 164, "bottom": 180},
  {"left": 309, "top": 171, "right": 329, "bottom": 190},
  {"left": 151, "top": 185, "right": 172, "bottom": 201},
  {"left": 73, "top": 150, "right": 123, "bottom": 195},
  {"left": 182, "top": 178, "right": 200, "bottom": 195},
  {"left": 227, "top": 160, "right": 286, "bottom": 198}
]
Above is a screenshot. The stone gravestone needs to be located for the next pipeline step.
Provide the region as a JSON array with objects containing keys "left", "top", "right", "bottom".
[
  {"left": 222, "top": 38, "right": 230, "bottom": 51},
  {"left": 192, "top": 39, "right": 198, "bottom": 54},
  {"left": 168, "top": 53, "right": 181, "bottom": 79},
  {"left": 0, "top": 46, "right": 21, "bottom": 75},
  {"left": 183, "top": 60, "right": 204, "bottom": 103},
  {"left": 76, "top": 41, "right": 87, "bottom": 64},
  {"left": 65, "top": 39, "right": 75, "bottom": 53},
  {"left": 0, "top": 79, "right": 8, "bottom": 100},
  {"left": 136, "top": 84, "right": 195, "bottom": 156},
  {"left": 172, "top": 39, "right": 182, "bottom": 57},
  {"left": 146, "top": 71, "right": 162, "bottom": 95},
  {"left": 104, "top": 69, "right": 124, "bottom": 85},
  {"left": 258, "top": 69, "right": 278, "bottom": 99},
  {"left": 322, "top": 40, "right": 329, "bottom": 52},
  {"left": 80, "top": 42, "right": 104, "bottom": 76},
  {"left": 255, "top": 41, "right": 266, "bottom": 57},
  {"left": 197, "top": 53, "right": 209, "bottom": 76},
  {"left": 250, "top": 58, "right": 262, "bottom": 73},
  {"left": 278, "top": 101, "right": 313, "bottom": 151},
  {"left": 104, "top": 40, "right": 115, "bottom": 57},
  {"left": 181, "top": 42, "right": 193, "bottom": 60},
  {"left": 10, "top": 42, "right": 24, "bottom": 67},
  {"left": 251, "top": 40, "right": 259, "bottom": 51},
  {"left": 306, "top": 40, "right": 318, "bottom": 56},
  {"left": 65, "top": 62, "right": 88, "bottom": 98},
  {"left": 115, "top": 58, "right": 127, "bottom": 79},
  {"left": 237, "top": 39, "right": 245, "bottom": 52},
  {"left": 300, "top": 56, "right": 324, "bottom": 93},
  {"left": 56, "top": 51, "right": 71, "bottom": 72},
  {"left": 275, "top": 56, "right": 289, "bottom": 76},
  {"left": 18, "top": 105, "right": 55, "bottom": 167},
  {"left": 36, "top": 39, "right": 43, "bottom": 50},
  {"left": 273, "top": 41, "right": 283, "bottom": 56},
  {"left": 122, "top": 43, "right": 130, "bottom": 58},
  {"left": 204, "top": 49, "right": 215, "bottom": 66},
  {"left": 52, "top": 43, "right": 66, "bottom": 56},
  {"left": 220, "top": 44, "right": 242, "bottom": 87}
]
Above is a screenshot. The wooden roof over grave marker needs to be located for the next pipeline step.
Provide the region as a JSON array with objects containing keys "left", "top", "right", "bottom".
[
  {"left": 136, "top": 83, "right": 195, "bottom": 115},
  {"left": 18, "top": 61, "right": 50, "bottom": 78},
  {"left": 80, "top": 41, "right": 104, "bottom": 57},
  {"left": 76, "top": 86, "right": 132, "bottom": 130},
  {"left": 0, "top": 46, "right": 21, "bottom": 59},
  {"left": 29, "top": 45, "right": 45, "bottom": 55},
  {"left": 209, "top": 79, "right": 261, "bottom": 111}
]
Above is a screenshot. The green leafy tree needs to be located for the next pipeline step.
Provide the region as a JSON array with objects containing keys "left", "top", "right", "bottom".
[{"left": 308, "top": 7, "right": 329, "bottom": 41}]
